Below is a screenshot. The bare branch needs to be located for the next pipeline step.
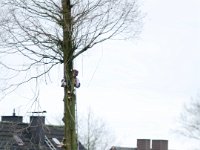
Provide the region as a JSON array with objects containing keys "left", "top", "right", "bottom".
[
  {"left": 178, "top": 96, "right": 200, "bottom": 140},
  {"left": 0, "top": 0, "right": 141, "bottom": 95}
]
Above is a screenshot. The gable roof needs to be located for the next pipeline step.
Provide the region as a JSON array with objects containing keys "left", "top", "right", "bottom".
[{"left": 0, "top": 115, "right": 86, "bottom": 150}]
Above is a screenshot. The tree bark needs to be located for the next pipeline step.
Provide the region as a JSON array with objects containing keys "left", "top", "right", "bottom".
[{"left": 62, "top": 0, "right": 77, "bottom": 149}]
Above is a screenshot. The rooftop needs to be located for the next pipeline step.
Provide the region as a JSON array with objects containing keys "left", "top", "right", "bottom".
[{"left": 0, "top": 112, "right": 85, "bottom": 150}]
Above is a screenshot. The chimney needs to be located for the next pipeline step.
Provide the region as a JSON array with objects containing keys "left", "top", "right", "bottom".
[
  {"left": 137, "top": 139, "right": 151, "bottom": 150},
  {"left": 152, "top": 140, "right": 168, "bottom": 150},
  {"left": 29, "top": 116, "right": 45, "bottom": 145},
  {"left": 1, "top": 109, "right": 23, "bottom": 123}
]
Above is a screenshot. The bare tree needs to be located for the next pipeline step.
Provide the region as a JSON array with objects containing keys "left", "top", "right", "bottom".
[
  {"left": 0, "top": 0, "right": 141, "bottom": 149},
  {"left": 78, "top": 110, "right": 115, "bottom": 150},
  {"left": 178, "top": 96, "right": 200, "bottom": 140}
]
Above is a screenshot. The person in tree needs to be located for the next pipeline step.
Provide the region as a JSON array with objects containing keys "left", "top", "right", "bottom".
[{"left": 61, "top": 69, "right": 80, "bottom": 88}]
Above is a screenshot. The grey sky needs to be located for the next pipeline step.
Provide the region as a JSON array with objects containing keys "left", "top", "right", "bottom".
[{"left": 1, "top": 0, "right": 200, "bottom": 149}]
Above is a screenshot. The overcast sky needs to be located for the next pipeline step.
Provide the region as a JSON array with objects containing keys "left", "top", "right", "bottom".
[{"left": 1, "top": 0, "right": 200, "bottom": 150}]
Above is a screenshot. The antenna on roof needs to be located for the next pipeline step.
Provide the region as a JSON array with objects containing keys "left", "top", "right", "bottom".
[
  {"left": 13, "top": 109, "right": 16, "bottom": 116},
  {"left": 31, "top": 111, "right": 47, "bottom": 114},
  {"left": 28, "top": 111, "right": 47, "bottom": 116}
]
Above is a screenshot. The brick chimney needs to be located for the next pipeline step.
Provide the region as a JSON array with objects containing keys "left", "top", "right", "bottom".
[
  {"left": 152, "top": 140, "right": 168, "bottom": 150},
  {"left": 29, "top": 116, "right": 45, "bottom": 145},
  {"left": 137, "top": 139, "right": 151, "bottom": 150},
  {"left": 1, "top": 109, "right": 23, "bottom": 123}
]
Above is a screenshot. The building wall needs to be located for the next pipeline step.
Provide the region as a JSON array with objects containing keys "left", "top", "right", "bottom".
[
  {"left": 137, "top": 139, "right": 168, "bottom": 150},
  {"left": 137, "top": 139, "right": 151, "bottom": 150},
  {"left": 152, "top": 140, "right": 168, "bottom": 150}
]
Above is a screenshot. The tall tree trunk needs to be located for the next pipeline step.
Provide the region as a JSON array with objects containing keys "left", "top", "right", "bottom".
[{"left": 62, "top": 0, "right": 77, "bottom": 149}]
